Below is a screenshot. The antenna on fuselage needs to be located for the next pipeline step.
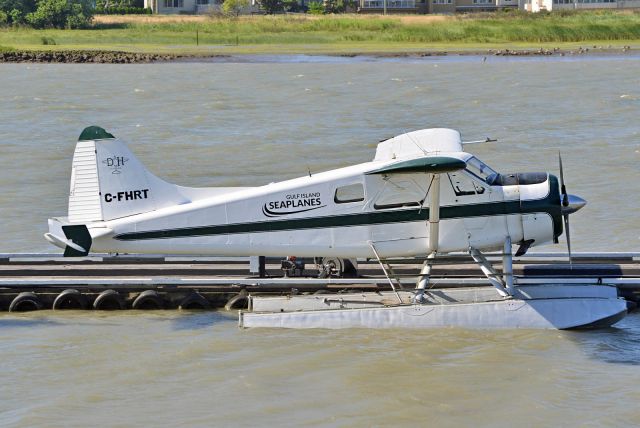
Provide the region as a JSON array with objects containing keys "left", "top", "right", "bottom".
[
  {"left": 404, "top": 130, "right": 428, "bottom": 155},
  {"left": 462, "top": 137, "right": 498, "bottom": 145}
]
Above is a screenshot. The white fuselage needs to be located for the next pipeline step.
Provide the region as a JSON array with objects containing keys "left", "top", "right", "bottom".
[
  {"left": 46, "top": 128, "right": 564, "bottom": 258},
  {"left": 86, "top": 156, "right": 560, "bottom": 258}
]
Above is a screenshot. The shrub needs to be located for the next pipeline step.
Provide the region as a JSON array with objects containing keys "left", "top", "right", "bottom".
[
  {"left": 323, "top": 0, "right": 337, "bottom": 13},
  {"left": 283, "top": 0, "right": 302, "bottom": 12},
  {"left": 25, "top": 0, "right": 93, "bottom": 28},
  {"left": 257, "top": 0, "right": 283, "bottom": 14},
  {"left": 95, "top": 3, "right": 152, "bottom": 15},
  {"left": 0, "top": 9, "right": 6, "bottom": 22},
  {"left": 307, "top": 1, "right": 322, "bottom": 14},
  {"left": 9, "top": 8, "right": 23, "bottom": 23},
  {"left": 222, "top": 0, "right": 249, "bottom": 16}
]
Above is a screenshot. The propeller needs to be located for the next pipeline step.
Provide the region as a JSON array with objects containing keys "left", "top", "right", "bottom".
[
  {"left": 558, "top": 152, "right": 571, "bottom": 265},
  {"left": 559, "top": 152, "right": 568, "bottom": 207},
  {"left": 558, "top": 152, "right": 587, "bottom": 267}
]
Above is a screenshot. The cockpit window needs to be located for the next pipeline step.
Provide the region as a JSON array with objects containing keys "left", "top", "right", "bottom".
[
  {"left": 466, "top": 157, "right": 498, "bottom": 185},
  {"left": 448, "top": 172, "right": 486, "bottom": 196}
]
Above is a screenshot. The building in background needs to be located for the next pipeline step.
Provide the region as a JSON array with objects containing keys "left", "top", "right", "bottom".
[
  {"left": 145, "top": 0, "right": 259, "bottom": 14},
  {"left": 522, "top": 0, "right": 639, "bottom": 12},
  {"left": 144, "top": 0, "right": 639, "bottom": 13},
  {"left": 356, "top": 0, "right": 518, "bottom": 13}
]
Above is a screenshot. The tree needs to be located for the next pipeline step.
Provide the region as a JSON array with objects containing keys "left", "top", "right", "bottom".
[
  {"left": 257, "top": 0, "right": 282, "bottom": 14},
  {"left": 0, "top": 0, "right": 37, "bottom": 24},
  {"left": 222, "top": 0, "right": 249, "bottom": 17},
  {"left": 0, "top": 0, "right": 93, "bottom": 27},
  {"left": 25, "top": 0, "right": 93, "bottom": 28}
]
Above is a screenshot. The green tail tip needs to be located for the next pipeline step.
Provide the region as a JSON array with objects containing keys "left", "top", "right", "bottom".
[{"left": 78, "top": 126, "right": 115, "bottom": 142}]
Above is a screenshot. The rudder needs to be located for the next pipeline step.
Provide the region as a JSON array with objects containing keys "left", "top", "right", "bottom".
[{"left": 68, "top": 126, "right": 186, "bottom": 223}]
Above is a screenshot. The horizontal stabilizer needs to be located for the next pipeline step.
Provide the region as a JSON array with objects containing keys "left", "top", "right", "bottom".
[
  {"left": 44, "top": 224, "right": 92, "bottom": 257},
  {"left": 43, "top": 233, "right": 85, "bottom": 253}
]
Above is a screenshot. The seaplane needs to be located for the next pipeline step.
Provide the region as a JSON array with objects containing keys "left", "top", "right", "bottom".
[{"left": 45, "top": 126, "right": 627, "bottom": 329}]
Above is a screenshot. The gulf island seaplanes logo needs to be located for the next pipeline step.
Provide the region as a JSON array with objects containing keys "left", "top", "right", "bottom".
[{"left": 262, "top": 192, "right": 326, "bottom": 217}]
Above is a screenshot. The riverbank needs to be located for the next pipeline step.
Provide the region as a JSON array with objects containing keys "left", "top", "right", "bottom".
[
  {"left": 0, "top": 45, "right": 634, "bottom": 63},
  {"left": 0, "top": 12, "right": 640, "bottom": 60},
  {"left": 0, "top": 50, "right": 188, "bottom": 63}
]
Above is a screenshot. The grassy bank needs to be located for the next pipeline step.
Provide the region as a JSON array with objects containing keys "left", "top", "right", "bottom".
[{"left": 1, "top": 11, "right": 639, "bottom": 55}]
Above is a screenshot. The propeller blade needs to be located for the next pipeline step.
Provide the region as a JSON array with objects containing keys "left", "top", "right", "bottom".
[
  {"left": 564, "top": 213, "right": 572, "bottom": 267},
  {"left": 558, "top": 152, "right": 569, "bottom": 206}
]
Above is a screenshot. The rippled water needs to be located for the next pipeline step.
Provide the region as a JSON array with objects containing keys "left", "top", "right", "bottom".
[
  {"left": 0, "top": 56, "right": 639, "bottom": 252},
  {"left": 1, "top": 311, "right": 640, "bottom": 427},
  {"left": 0, "top": 56, "right": 639, "bottom": 427}
]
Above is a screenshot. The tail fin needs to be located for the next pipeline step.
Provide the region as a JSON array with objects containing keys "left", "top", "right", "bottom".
[{"left": 68, "top": 126, "right": 187, "bottom": 223}]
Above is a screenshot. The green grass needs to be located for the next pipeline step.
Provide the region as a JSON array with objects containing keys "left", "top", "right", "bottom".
[{"left": 1, "top": 10, "right": 640, "bottom": 55}]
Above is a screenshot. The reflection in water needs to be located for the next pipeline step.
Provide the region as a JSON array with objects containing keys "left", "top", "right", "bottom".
[
  {"left": 567, "top": 312, "right": 640, "bottom": 365},
  {"left": 170, "top": 311, "right": 236, "bottom": 330},
  {"left": 0, "top": 316, "right": 63, "bottom": 328}
]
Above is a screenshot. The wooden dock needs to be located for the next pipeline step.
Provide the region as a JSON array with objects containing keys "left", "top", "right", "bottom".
[{"left": 1, "top": 252, "right": 639, "bottom": 311}]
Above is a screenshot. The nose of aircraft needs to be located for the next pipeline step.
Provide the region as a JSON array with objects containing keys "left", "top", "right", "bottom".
[{"left": 562, "top": 194, "right": 587, "bottom": 215}]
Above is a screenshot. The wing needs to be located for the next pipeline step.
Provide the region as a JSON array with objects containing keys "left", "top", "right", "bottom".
[{"left": 366, "top": 156, "right": 466, "bottom": 175}]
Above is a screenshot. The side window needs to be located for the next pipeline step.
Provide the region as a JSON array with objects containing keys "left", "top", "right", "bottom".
[
  {"left": 334, "top": 183, "right": 365, "bottom": 204},
  {"left": 374, "top": 179, "right": 424, "bottom": 210},
  {"left": 448, "top": 172, "right": 486, "bottom": 197}
]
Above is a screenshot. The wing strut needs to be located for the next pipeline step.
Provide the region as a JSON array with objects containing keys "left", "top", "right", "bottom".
[
  {"left": 428, "top": 174, "right": 441, "bottom": 254},
  {"left": 368, "top": 241, "right": 403, "bottom": 304},
  {"left": 415, "top": 173, "right": 440, "bottom": 303},
  {"left": 469, "top": 248, "right": 510, "bottom": 297}
]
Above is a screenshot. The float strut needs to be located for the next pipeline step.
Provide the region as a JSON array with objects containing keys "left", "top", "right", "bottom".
[
  {"left": 503, "top": 236, "right": 515, "bottom": 295},
  {"left": 415, "top": 251, "right": 436, "bottom": 303},
  {"left": 469, "top": 247, "right": 510, "bottom": 297},
  {"left": 415, "top": 173, "right": 442, "bottom": 303}
]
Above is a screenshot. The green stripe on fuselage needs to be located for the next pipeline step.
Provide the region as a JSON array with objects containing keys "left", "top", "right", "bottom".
[{"left": 114, "top": 176, "right": 563, "bottom": 242}]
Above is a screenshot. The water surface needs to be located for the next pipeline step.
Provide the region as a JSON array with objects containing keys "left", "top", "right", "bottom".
[
  {"left": 0, "top": 57, "right": 639, "bottom": 427},
  {"left": 1, "top": 57, "right": 638, "bottom": 252},
  {"left": 1, "top": 310, "right": 640, "bottom": 427}
]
